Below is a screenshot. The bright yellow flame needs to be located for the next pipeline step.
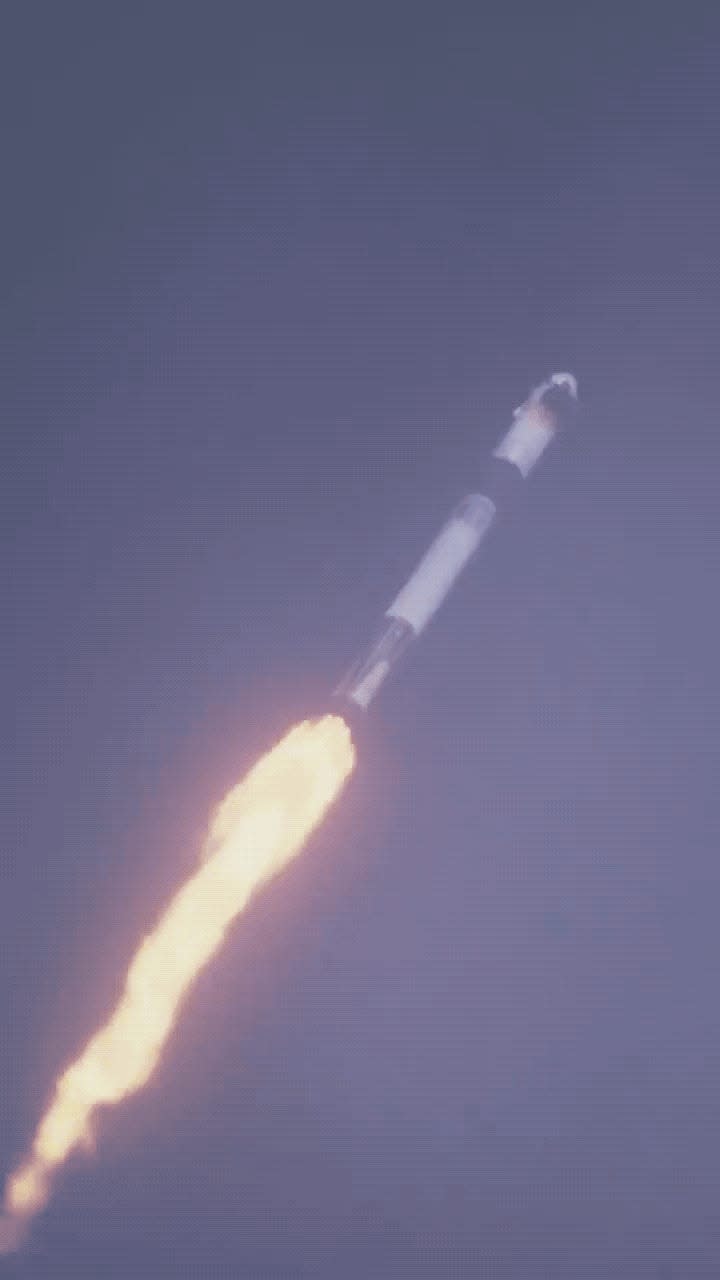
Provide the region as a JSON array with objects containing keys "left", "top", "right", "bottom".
[{"left": 0, "top": 716, "right": 354, "bottom": 1247}]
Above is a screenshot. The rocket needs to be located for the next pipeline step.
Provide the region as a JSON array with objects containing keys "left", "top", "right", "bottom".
[{"left": 335, "top": 372, "right": 578, "bottom": 712}]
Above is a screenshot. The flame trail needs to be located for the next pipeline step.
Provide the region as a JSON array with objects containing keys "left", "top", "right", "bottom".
[{"left": 0, "top": 715, "right": 355, "bottom": 1251}]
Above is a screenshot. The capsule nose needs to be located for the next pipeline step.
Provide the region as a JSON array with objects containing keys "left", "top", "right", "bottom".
[
  {"left": 549, "top": 371, "right": 579, "bottom": 399},
  {"left": 513, "top": 372, "right": 579, "bottom": 423}
]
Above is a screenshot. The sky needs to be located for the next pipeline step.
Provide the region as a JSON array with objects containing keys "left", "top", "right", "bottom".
[{"left": 1, "top": 4, "right": 719, "bottom": 1277}]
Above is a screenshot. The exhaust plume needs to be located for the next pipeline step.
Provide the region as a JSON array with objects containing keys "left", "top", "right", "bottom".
[{"left": 0, "top": 715, "right": 355, "bottom": 1250}]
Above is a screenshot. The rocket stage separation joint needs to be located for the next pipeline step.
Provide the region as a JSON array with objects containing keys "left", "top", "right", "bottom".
[{"left": 334, "top": 372, "right": 578, "bottom": 712}]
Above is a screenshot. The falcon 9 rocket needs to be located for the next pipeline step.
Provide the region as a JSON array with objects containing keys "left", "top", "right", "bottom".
[{"left": 335, "top": 372, "right": 578, "bottom": 712}]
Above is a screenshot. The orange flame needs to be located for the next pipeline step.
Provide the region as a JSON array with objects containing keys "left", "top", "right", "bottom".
[{"left": 0, "top": 716, "right": 355, "bottom": 1248}]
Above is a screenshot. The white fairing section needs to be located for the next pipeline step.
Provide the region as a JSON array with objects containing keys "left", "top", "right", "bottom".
[
  {"left": 387, "top": 506, "right": 495, "bottom": 634},
  {"left": 493, "top": 414, "right": 555, "bottom": 478}
]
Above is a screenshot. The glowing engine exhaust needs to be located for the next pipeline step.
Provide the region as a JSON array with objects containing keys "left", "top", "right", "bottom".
[{"left": 0, "top": 716, "right": 355, "bottom": 1251}]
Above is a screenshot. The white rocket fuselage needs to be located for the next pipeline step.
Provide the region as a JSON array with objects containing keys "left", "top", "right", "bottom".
[{"left": 335, "top": 373, "right": 578, "bottom": 711}]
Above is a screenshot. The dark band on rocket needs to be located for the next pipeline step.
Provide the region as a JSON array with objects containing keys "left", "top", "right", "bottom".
[{"left": 468, "top": 456, "right": 525, "bottom": 510}]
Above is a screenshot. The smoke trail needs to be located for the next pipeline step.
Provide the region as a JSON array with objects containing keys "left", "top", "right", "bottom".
[{"left": 0, "top": 716, "right": 355, "bottom": 1250}]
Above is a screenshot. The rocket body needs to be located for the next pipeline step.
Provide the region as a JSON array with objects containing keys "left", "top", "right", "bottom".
[{"left": 335, "top": 373, "right": 578, "bottom": 711}]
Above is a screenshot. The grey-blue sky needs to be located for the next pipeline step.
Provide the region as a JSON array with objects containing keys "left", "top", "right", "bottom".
[{"left": 1, "top": 4, "right": 719, "bottom": 1277}]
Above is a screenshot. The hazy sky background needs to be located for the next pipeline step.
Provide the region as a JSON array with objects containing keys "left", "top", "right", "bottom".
[{"left": 2, "top": 5, "right": 719, "bottom": 1277}]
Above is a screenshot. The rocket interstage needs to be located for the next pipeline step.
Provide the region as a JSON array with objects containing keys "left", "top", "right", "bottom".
[{"left": 335, "top": 372, "right": 578, "bottom": 712}]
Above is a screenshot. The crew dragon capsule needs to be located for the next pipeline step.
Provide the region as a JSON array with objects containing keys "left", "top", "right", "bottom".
[{"left": 335, "top": 372, "right": 578, "bottom": 712}]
